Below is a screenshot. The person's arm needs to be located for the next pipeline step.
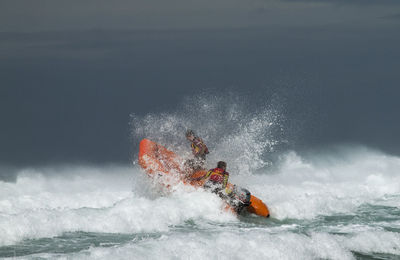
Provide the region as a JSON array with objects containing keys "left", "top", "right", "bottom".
[
  {"left": 223, "top": 172, "right": 229, "bottom": 188},
  {"left": 191, "top": 170, "right": 212, "bottom": 181},
  {"left": 198, "top": 143, "right": 208, "bottom": 156},
  {"left": 193, "top": 138, "right": 208, "bottom": 156}
]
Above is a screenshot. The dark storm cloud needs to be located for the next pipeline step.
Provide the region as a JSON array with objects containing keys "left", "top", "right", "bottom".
[
  {"left": 1, "top": 0, "right": 400, "bottom": 166},
  {"left": 381, "top": 13, "right": 400, "bottom": 20},
  {"left": 1, "top": 25, "right": 400, "bottom": 166},
  {"left": 1, "top": 0, "right": 400, "bottom": 32},
  {"left": 0, "top": 0, "right": 258, "bottom": 31},
  {"left": 283, "top": 0, "right": 400, "bottom": 5}
]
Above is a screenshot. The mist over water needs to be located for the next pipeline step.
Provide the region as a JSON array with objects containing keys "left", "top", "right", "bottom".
[
  {"left": 1, "top": 94, "right": 400, "bottom": 259},
  {"left": 131, "top": 93, "right": 286, "bottom": 175}
]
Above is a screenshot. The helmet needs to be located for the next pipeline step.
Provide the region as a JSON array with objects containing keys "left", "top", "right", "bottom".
[
  {"left": 185, "top": 129, "right": 195, "bottom": 137},
  {"left": 217, "top": 161, "right": 227, "bottom": 169}
]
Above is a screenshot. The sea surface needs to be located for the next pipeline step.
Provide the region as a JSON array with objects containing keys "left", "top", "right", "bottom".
[
  {"left": 1, "top": 147, "right": 400, "bottom": 259},
  {"left": 1, "top": 96, "right": 400, "bottom": 259}
]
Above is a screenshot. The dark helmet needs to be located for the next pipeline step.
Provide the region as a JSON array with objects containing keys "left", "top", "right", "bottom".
[
  {"left": 217, "top": 161, "right": 227, "bottom": 169},
  {"left": 185, "top": 129, "right": 195, "bottom": 137}
]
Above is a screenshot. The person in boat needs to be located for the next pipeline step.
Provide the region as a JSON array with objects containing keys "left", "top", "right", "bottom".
[
  {"left": 185, "top": 130, "right": 209, "bottom": 171},
  {"left": 201, "top": 161, "right": 232, "bottom": 197},
  {"left": 191, "top": 161, "right": 250, "bottom": 213}
]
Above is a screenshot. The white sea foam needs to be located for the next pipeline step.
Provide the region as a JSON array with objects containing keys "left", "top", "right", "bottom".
[
  {"left": 1, "top": 146, "right": 399, "bottom": 250},
  {"left": 235, "top": 148, "right": 400, "bottom": 219},
  {"left": 0, "top": 166, "right": 236, "bottom": 246},
  {"left": 28, "top": 229, "right": 400, "bottom": 260},
  {"left": 1, "top": 144, "right": 400, "bottom": 260}
]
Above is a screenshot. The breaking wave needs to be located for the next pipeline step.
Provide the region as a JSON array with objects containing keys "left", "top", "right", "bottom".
[
  {"left": 0, "top": 147, "right": 399, "bottom": 259},
  {"left": 1, "top": 93, "right": 399, "bottom": 258}
]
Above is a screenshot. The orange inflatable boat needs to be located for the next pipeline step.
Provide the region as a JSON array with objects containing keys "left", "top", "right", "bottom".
[{"left": 138, "top": 138, "right": 270, "bottom": 218}]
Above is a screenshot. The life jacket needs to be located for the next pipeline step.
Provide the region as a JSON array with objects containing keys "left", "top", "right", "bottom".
[
  {"left": 205, "top": 168, "right": 229, "bottom": 187},
  {"left": 191, "top": 137, "right": 209, "bottom": 155}
]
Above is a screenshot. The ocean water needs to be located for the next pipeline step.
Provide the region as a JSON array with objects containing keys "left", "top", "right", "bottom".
[
  {"left": 0, "top": 147, "right": 400, "bottom": 259},
  {"left": 1, "top": 96, "right": 399, "bottom": 259}
]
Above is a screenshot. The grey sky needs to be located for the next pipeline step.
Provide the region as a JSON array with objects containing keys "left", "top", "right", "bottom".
[
  {"left": 0, "top": 0, "right": 399, "bottom": 32},
  {"left": 0, "top": 1, "right": 399, "bottom": 167}
]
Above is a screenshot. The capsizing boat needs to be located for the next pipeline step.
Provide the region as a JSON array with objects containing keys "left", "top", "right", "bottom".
[{"left": 138, "top": 138, "right": 270, "bottom": 218}]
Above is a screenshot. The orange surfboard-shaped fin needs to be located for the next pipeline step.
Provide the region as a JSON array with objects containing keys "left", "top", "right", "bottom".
[{"left": 248, "top": 195, "right": 270, "bottom": 218}]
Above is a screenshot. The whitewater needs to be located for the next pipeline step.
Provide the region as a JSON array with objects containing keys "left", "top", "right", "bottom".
[
  {"left": 1, "top": 147, "right": 400, "bottom": 259},
  {"left": 1, "top": 96, "right": 399, "bottom": 259}
]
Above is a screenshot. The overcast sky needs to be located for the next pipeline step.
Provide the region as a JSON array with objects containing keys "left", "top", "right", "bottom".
[
  {"left": 0, "top": 1, "right": 399, "bottom": 167},
  {"left": 1, "top": 0, "right": 400, "bottom": 31}
]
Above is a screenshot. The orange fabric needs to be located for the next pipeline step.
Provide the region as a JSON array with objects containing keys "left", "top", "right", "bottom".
[{"left": 247, "top": 195, "right": 270, "bottom": 217}]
